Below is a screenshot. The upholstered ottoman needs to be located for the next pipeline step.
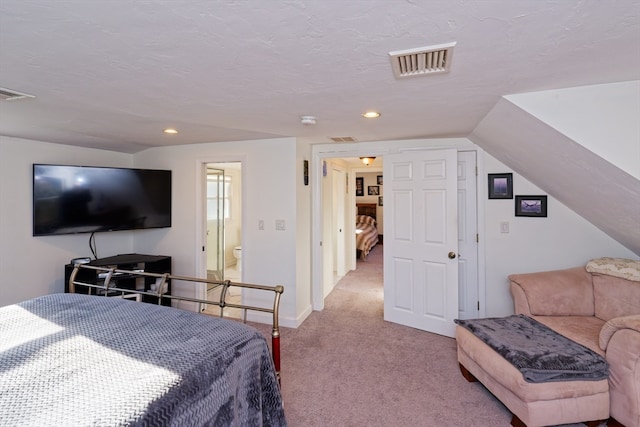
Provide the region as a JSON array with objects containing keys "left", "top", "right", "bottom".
[{"left": 456, "top": 325, "right": 610, "bottom": 427}]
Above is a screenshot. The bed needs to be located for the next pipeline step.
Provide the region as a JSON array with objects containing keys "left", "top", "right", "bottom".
[
  {"left": 0, "top": 266, "right": 286, "bottom": 426},
  {"left": 356, "top": 203, "right": 379, "bottom": 260}
]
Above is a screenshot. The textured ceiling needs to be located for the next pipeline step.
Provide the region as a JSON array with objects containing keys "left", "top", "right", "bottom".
[{"left": 1, "top": 1, "right": 639, "bottom": 153}]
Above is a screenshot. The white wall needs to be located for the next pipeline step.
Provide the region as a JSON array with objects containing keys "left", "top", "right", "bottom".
[
  {"left": 0, "top": 136, "right": 135, "bottom": 306},
  {"left": 295, "top": 140, "right": 312, "bottom": 322},
  {"left": 483, "top": 152, "right": 636, "bottom": 316},
  {"left": 132, "top": 138, "right": 302, "bottom": 326},
  {"left": 2, "top": 132, "right": 635, "bottom": 324},
  {"left": 0, "top": 135, "right": 307, "bottom": 327}
]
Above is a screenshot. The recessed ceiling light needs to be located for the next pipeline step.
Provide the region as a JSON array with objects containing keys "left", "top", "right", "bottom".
[
  {"left": 300, "top": 115, "right": 316, "bottom": 125},
  {"left": 362, "top": 111, "right": 381, "bottom": 119},
  {"left": 163, "top": 128, "right": 178, "bottom": 134}
]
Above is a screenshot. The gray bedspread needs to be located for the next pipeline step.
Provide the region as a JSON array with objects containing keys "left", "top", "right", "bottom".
[
  {"left": 455, "top": 314, "right": 609, "bottom": 383},
  {"left": 0, "top": 293, "right": 286, "bottom": 426}
]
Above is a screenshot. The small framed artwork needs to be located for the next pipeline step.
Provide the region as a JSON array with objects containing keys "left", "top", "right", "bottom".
[
  {"left": 515, "top": 195, "right": 548, "bottom": 217},
  {"left": 488, "top": 173, "right": 513, "bottom": 199},
  {"left": 377, "top": 175, "right": 383, "bottom": 185},
  {"left": 368, "top": 185, "right": 380, "bottom": 196},
  {"left": 356, "top": 177, "right": 364, "bottom": 196},
  {"left": 378, "top": 196, "right": 383, "bottom": 206}
]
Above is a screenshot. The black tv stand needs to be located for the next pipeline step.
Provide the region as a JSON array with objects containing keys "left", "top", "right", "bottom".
[{"left": 64, "top": 253, "right": 172, "bottom": 305}]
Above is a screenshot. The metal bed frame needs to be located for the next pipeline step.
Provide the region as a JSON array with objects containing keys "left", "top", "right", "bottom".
[{"left": 68, "top": 264, "right": 284, "bottom": 383}]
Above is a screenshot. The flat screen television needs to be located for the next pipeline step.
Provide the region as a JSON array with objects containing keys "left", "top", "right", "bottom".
[{"left": 33, "top": 164, "right": 172, "bottom": 236}]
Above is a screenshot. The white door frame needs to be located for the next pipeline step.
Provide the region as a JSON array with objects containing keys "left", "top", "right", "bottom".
[
  {"left": 194, "top": 156, "right": 247, "bottom": 302},
  {"left": 311, "top": 140, "right": 486, "bottom": 316}
]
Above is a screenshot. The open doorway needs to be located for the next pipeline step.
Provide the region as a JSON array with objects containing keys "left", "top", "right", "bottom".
[
  {"left": 203, "top": 162, "right": 243, "bottom": 318},
  {"left": 312, "top": 147, "right": 481, "bottom": 332},
  {"left": 319, "top": 157, "right": 384, "bottom": 302}
]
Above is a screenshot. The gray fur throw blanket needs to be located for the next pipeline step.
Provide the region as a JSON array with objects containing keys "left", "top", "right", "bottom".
[{"left": 455, "top": 315, "right": 609, "bottom": 383}]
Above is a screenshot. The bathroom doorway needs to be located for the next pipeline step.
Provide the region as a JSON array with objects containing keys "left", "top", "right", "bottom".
[{"left": 204, "top": 162, "right": 243, "bottom": 318}]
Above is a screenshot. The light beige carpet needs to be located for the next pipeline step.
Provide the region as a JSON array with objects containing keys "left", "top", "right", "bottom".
[
  {"left": 274, "top": 244, "right": 512, "bottom": 426},
  {"left": 255, "top": 244, "right": 605, "bottom": 426}
]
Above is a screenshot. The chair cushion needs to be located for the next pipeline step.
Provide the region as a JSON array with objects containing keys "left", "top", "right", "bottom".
[{"left": 593, "top": 274, "right": 640, "bottom": 321}]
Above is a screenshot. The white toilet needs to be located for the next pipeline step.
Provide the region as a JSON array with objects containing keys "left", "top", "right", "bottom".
[{"left": 233, "top": 246, "right": 242, "bottom": 272}]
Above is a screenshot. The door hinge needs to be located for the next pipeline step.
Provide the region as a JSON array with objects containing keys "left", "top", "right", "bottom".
[
  {"left": 477, "top": 301, "right": 480, "bottom": 311},
  {"left": 475, "top": 166, "right": 478, "bottom": 176},
  {"left": 476, "top": 233, "right": 479, "bottom": 243}
]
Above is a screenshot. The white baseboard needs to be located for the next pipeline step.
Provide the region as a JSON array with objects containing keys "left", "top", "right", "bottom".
[{"left": 245, "top": 303, "right": 312, "bottom": 329}]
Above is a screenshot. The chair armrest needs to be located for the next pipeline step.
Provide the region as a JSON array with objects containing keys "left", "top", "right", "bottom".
[
  {"left": 600, "top": 314, "right": 640, "bottom": 351},
  {"left": 602, "top": 321, "right": 640, "bottom": 427},
  {"left": 508, "top": 266, "right": 595, "bottom": 316},
  {"left": 510, "top": 281, "right": 533, "bottom": 316}
]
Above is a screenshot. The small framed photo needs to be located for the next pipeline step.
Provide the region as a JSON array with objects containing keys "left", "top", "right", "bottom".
[
  {"left": 355, "top": 177, "right": 364, "bottom": 196},
  {"left": 488, "top": 173, "right": 513, "bottom": 199},
  {"left": 515, "top": 195, "right": 547, "bottom": 217},
  {"left": 368, "top": 185, "right": 380, "bottom": 196},
  {"left": 378, "top": 196, "right": 383, "bottom": 206},
  {"left": 377, "top": 175, "right": 383, "bottom": 185}
]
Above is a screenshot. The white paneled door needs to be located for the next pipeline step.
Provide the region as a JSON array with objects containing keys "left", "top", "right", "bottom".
[{"left": 383, "top": 149, "right": 459, "bottom": 337}]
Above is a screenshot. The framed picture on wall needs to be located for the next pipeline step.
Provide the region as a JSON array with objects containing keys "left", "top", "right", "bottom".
[
  {"left": 488, "top": 173, "right": 513, "bottom": 199},
  {"left": 377, "top": 175, "right": 383, "bottom": 185},
  {"left": 378, "top": 196, "right": 383, "bottom": 206},
  {"left": 368, "top": 185, "right": 380, "bottom": 196},
  {"left": 356, "top": 177, "right": 364, "bottom": 196},
  {"left": 515, "top": 195, "right": 547, "bottom": 217}
]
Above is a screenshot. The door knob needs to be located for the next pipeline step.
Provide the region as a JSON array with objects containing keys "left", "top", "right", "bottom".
[{"left": 448, "top": 251, "right": 457, "bottom": 259}]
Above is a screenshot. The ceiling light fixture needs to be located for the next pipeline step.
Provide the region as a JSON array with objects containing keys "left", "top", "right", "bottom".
[
  {"left": 360, "top": 156, "right": 376, "bottom": 166},
  {"left": 362, "top": 111, "right": 381, "bottom": 119},
  {"left": 163, "top": 128, "right": 178, "bottom": 134}
]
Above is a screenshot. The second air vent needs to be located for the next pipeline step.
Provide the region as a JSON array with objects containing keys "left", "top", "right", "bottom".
[
  {"left": 330, "top": 137, "right": 356, "bottom": 143},
  {"left": 389, "top": 42, "right": 456, "bottom": 79}
]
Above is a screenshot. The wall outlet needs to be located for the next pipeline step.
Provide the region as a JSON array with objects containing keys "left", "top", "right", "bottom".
[
  {"left": 258, "top": 220, "right": 264, "bottom": 230},
  {"left": 500, "top": 221, "right": 510, "bottom": 233},
  {"left": 275, "top": 219, "right": 285, "bottom": 231}
]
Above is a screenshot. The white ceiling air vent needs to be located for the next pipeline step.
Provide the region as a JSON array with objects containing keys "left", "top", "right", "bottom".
[
  {"left": 389, "top": 42, "right": 456, "bottom": 79},
  {"left": 0, "top": 87, "right": 35, "bottom": 101},
  {"left": 330, "top": 137, "right": 356, "bottom": 143}
]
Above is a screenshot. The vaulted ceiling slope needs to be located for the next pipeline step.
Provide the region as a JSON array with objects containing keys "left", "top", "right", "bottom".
[{"left": 471, "top": 93, "right": 640, "bottom": 255}]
